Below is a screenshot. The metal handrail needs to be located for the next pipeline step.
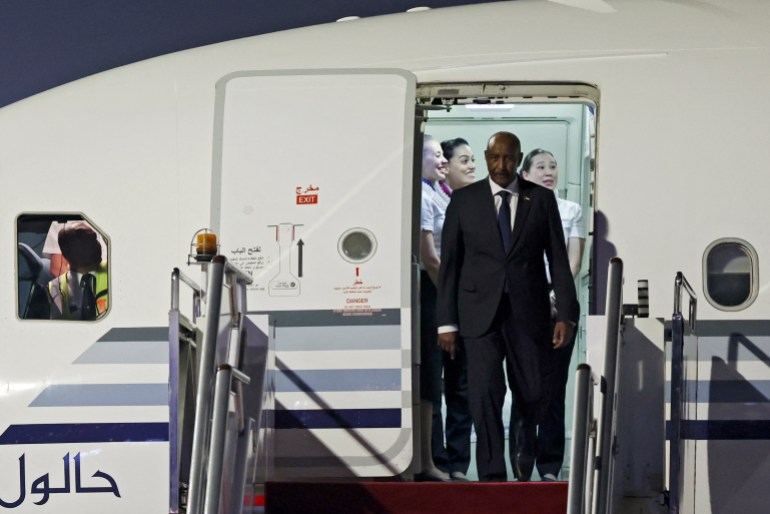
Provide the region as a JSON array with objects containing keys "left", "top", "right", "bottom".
[
  {"left": 170, "top": 267, "right": 205, "bottom": 514},
  {"left": 184, "top": 255, "right": 256, "bottom": 514},
  {"left": 203, "top": 364, "right": 252, "bottom": 514},
  {"left": 228, "top": 270, "right": 250, "bottom": 436},
  {"left": 567, "top": 364, "right": 597, "bottom": 514},
  {"left": 187, "top": 257, "right": 227, "bottom": 514},
  {"left": 673, "top": 272, "right": 697, "bottom": 330},
  {"left": 224, "top": 259, "right": 254, "bottom": 286},
  {"left": 669, "top": 272, "right": 697, "bottom": 514},
  {"left": 595, "top": 257, "right": 624, "bottom": 514},
  {"left": 171, "top": 267, "right": 205, "bottom": 324}
]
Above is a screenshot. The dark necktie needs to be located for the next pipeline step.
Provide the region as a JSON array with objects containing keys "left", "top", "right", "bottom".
[
  {"left": 497, "top": 190, "right": 512, "bottom": 252},
  {"left": 81, "top": 274, "right": 97, "bottom": 321}
]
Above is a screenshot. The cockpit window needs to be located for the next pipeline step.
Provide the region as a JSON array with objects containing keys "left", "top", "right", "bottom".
[
  {"left": 17, "top": 214, "right": 109, "bottom": 321},
  {"left": 703, "top": 238, "right": 758, "bottom": 311}
]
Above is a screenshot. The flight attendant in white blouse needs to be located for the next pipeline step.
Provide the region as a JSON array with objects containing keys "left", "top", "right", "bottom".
[
  {"left": 519, "top": 148, "right": 586, "bottom": 481},
  {"left": 417, "top": 135, "right": 452, "bottom": 481}
]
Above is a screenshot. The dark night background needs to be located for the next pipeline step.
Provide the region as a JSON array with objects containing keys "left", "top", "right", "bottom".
[{"left": 0, "top": 0, "right": 504, "bottom": 108}]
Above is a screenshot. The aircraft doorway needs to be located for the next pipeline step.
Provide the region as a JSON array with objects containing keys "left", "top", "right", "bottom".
[{"left": 416, "top": 83, "right": 597, "bottom": 481}]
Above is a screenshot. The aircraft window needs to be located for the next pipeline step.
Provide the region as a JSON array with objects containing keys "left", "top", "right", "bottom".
[
  {"left": 17, "top": 214, "right": 110, "bottom": 321},
  {"left": 703, "top": 238, "right": 758, "bottom": 311}
]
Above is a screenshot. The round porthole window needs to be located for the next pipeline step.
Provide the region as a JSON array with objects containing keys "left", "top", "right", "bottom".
[
  {"left": 338, "top": 228, "right": 377, "bottom": 264},
  {"left": 703, "top": 238, "right": 758, "bottom": 311}
]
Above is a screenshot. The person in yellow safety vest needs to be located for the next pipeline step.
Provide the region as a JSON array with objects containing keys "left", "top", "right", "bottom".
[{"left": 47, "top": 221, "right": 109, "bottom": 320}]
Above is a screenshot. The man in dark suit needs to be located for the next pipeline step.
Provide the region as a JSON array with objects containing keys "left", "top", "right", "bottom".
[{"left": 436, "top": 131, "right": 578, "bottom": 482}]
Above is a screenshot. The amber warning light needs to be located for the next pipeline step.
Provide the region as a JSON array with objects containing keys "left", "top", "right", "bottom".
[{"left": 190, "top": 228, "right": 218, "bottom": 262}]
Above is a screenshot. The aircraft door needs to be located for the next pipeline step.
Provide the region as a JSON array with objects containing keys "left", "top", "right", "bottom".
[{"left": 212, "top": 69, "right": 417, "bottom": 478}]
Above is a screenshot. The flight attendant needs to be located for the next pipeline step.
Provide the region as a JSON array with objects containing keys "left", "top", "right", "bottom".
[
  {"left": 520, "top": 148, "right": 585, "bottom": 481},
  {"left": 417, "top": 134, "right": 451, "bottom": 481},
  {"left": 431, "top": 137, "right": 476, "bottom": 481}
]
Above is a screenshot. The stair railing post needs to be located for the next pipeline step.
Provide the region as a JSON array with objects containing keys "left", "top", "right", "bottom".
[
  {"left": 595, "top": 257, "right": 624, "bottom": 514},
  {"left": 568, "top": 363, "right": 596, "bottom": 514},
  {"left": 187, "top": 256, "right": 227, "bottom": 514},
  {"left": 669, "top": 272, "right": 697, "bottom": 514}
]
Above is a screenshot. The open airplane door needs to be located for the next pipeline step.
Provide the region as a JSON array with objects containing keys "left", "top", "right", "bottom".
[{"left": 212, "top": 69, "right": 417, "bottom": 478}]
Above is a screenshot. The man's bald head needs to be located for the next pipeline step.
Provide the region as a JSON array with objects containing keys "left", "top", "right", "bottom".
[{"left": 485, "top": 131, "right": 522, "bottom": 188}]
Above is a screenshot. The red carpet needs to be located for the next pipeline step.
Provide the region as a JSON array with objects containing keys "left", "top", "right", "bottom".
[{"left": 265, "top": 481, "right": 567, "bottom": 514}]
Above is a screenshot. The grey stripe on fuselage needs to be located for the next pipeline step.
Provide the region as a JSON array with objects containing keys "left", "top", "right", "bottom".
[
  {"left": 274, "top": 428, "right": 412, "bottom": 468},
  {"left": 30, "top": 384, "right": 167, "bottom": 406},
  {"left": 664, "top": 336, "right": 770, "bottom": 362},
  {"left": 664, "top": 380, "right": 770, "bottom": 402},
  {"left": 275, "top": 369, "right": 401, "bottom": 392},
  {"left": 665, "top": 320, "right": 770, "bottom": 338},
  {"left": 75, "top": 340, "right": 168, "bottom": 364},
  {"left": 274, "top": 325, "right": 401, "bottom": 352},
  {"left": 250, "top": 309, "right": 401, "bottom": 327},
  {"left": 75, "top": 327, "right": 169, "bottom": 364},
  {"left": 96, "top": 327, "right": 169, "bottom": 341}
]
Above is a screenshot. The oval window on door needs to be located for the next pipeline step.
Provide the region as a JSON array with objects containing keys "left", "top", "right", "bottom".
[{"left": 703, "top": 238, "right": 758, "bottom": 311}]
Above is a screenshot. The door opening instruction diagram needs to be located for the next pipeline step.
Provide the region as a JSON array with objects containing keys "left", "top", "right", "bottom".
[{"left": 268, "top": 223, "right": 302, "bottom": 297}]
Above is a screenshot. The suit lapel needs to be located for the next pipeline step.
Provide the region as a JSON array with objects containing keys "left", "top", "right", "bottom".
[{"left": 508, "top": 179, "right": 532, "bottom": 255}]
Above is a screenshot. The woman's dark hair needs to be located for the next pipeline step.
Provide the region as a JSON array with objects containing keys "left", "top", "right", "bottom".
[
  {"left": 440, "top": 137, "right": 470, "bottom": 161},
  {"left": 520, "top": 148, "right": 555, "bottom": 175}
]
